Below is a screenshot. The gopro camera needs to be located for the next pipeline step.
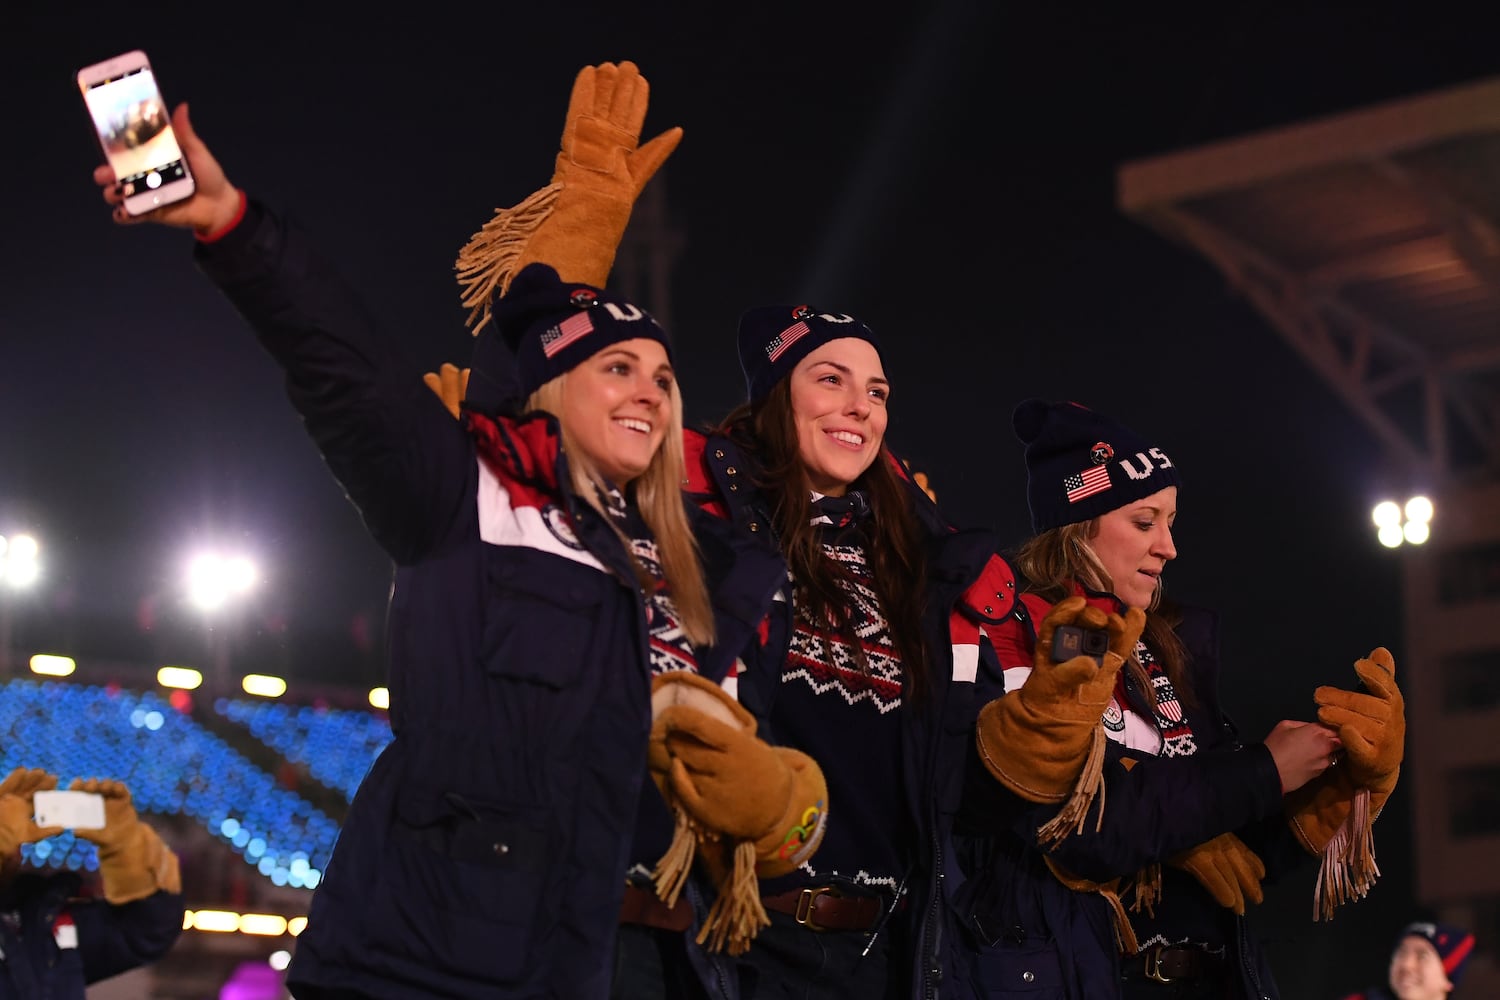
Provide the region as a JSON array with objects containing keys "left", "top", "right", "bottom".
[{"left": 1051, "top": 625, "right": 1109, "bottom": 664}]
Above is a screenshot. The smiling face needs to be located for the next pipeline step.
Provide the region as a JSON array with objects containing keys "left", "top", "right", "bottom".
[
  {"left": 786, "top": 338, "right": 889, "bottom": 497},
  {"left": 557, "top": 339, "right": 673, "bottom": 486},
  {"left": 1087, "top": 485, "right": 1178, "bottom": 609},
  {"left": 1390, "top": 936, "right": 1454, "bottom": 1000}
]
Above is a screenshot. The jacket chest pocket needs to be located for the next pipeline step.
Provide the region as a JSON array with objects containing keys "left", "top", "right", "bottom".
[{"left": 483, "top": 554, "right": 608, "bottom": 689}]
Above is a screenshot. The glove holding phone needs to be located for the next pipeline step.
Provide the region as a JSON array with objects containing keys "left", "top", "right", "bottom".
[
  {"left": 68, "top": 777, "right": 183, "bottom": 904},
  {"left": 0, "top": 767, "right": 66, "bottom": 862}
]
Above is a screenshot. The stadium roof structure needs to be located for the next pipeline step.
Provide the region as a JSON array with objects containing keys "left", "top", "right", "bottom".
[{"left": 1118, "top": 75, "right": 1500, "bottom": 482}]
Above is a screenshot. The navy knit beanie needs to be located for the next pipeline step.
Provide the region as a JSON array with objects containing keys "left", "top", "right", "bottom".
[
  {"left": 1397, "top": 921, "right": 1475, "bottom": 987},
  {"left": 1014, "top": 399, "right": 1182, "bottom": 533},
  {"left": 491, "top": 263, "right": 672, "bottom": 399},
  {"left": 737, "top": 304, "right": 883, "bottom": 403}
]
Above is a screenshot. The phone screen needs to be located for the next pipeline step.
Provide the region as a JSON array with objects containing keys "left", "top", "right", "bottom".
[{"left": 80, "top": 65, "right": 189, "bottom": 199}]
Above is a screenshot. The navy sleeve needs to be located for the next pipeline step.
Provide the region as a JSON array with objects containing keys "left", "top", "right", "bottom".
[
  {"left": 193, "top": 201, "right": 474, "bottom": 564},
  {"left": 1041, "top": 742, "right": 1285, "bottom": 882},
  {"left": 72, "top": 890, "right": 184, "bottom": 984}
]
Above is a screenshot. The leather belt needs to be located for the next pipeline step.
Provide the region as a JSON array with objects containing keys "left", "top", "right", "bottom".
[
  {"left": 760, "top": 886, "right": 886, "bottom": 933},
  {"left": 1124, "top": 944, "right": 1226, "bottom": 983},
  {"left": 619, "top": 884, "right": 693, "bottom": 933}
]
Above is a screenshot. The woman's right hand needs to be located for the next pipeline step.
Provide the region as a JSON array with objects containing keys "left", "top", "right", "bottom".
[
  {"left": 1263, "top": 719, "right": 1343, "bottom": 794},
  {"left": 94, "top": 103, "right": 242, "bottom": 237}
]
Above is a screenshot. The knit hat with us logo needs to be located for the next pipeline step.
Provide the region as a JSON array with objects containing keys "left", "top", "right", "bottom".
[
  {"left": 736, "top": 304, "right": 883, "bottom": 403},
  {"left": 490, "top": 262, "right": 672, "bottom": 399},
  {"left": 1013, "top": 399, "right": 1182, "bottom": 533}
]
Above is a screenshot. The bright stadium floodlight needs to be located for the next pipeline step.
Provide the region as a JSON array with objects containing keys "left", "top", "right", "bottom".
[
  {"left": 269, "top": 950, "right": 292, "bottom": 971},
  {"left": 369, "top": 687, "right": 390, "bottom": 710},
  {"left": 185, "top": 551, "right": 259, "bottom": 612},
  {"left": 1373, "top": 495, "right": 1435, "bottom": 548},
  {"left": 287, "top": 916, "right": 308, "bottom": 937},
  {"left": 0, "top": 533, "right": 40, "bottom": 589}
]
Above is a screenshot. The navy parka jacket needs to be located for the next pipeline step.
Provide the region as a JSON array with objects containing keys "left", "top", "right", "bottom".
[
  {"left": 685, "top": 429, "right": 1015, "bottom": 999},
  {"left": 0, "top": 872, "right": 182, "bottom": 1000},
  {"left": 194, "top": 202, "right": 784, "bottom": 999},
  {"left": 951, "top": 589, "right": 1307, "bottom": 1000}
]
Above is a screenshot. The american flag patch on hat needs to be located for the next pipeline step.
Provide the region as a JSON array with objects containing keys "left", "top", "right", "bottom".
[
  {"left": 765, "top": 321, "right": 811, "bottom": 362},
  {"left": 1064, "top": 464, "right": 1111, "bottom": 502},
  {"left": 540, "top": 312, "right": 595, "bottom": 358}
]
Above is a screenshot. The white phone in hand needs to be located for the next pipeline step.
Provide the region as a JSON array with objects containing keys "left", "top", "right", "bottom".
[
  {"left": 33, "top": 790, "right": 106, "bottom": 830},
  {"left": 77, "top": 49, "right": 196, "bottom": 216}
]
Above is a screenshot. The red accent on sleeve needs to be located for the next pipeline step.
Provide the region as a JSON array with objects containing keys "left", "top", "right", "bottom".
[{"left": 195, "top": 188, "right": 248, "bottom": 243}]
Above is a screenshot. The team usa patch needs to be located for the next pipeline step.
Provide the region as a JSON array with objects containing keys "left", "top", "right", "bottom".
[
  {"left": 765, "top": 320, "right": 811, "bottom": 362},
  {"left": 1065, "top": 463, "right": 1112, "bottom": 503},
  {"left": 540, "top": 312, "right": 595, "bottom": 358}
]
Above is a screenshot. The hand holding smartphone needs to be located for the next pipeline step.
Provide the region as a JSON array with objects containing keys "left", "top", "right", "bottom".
[
  {"left": 77, "top": 49, "right": 195, "bottom": 216},
  {"left": 33, "top": 789, "right": 108, "bottom": 830}
]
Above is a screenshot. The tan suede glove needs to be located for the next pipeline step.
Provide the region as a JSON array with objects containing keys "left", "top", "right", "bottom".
[
  {"left": 422, "top": 363, "right": 470, "bottom": 420},
  {"left": 1169, "top": 832, "right": 1266, "bottom": 915},
  {"left": 69, "top": 778, "right": 182, "bottom": 904},
  {"left": 0, "top": 768, "right": 64, "bottom": 861},
  {"left": 648, "top": 671, "right": 827, "bottom": 954},
  {"left": 651, "top": 672, "right": 826, "bottom": 876},
  {"left": 1315, "top": 646, "right": 1403, "bottom": 809},
  {"left": 976, "top": 596, "right": 1145, "bottom": 804},
  {"left": 457, "top": 60, "right": 683, "bottom": 328},
  {"left": 1286, "top": 647, "right": 1400, "bottom": 919}
]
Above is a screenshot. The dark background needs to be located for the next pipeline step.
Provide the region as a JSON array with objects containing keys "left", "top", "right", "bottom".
[{"left": 7, "top": 2, "right": 1497, "bottom": 995}]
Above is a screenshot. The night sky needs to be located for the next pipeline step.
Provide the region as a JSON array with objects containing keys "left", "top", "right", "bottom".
[{"left": 7, "top": 2, "right": 1499, "bottom": 994}]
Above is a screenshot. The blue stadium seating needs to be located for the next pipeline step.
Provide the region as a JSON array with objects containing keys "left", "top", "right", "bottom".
[
  {"left": 215, "top": 698, "right": 392, "bottom": 802},
  {"left": 0, "top": 679, "right": 338, "bottom": 888}
]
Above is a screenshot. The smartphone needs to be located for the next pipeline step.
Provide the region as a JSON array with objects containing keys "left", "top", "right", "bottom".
[
  {"left": 1051, "top": 624, "right": 1110, "bottom": 664},
  {"left": 77, "top": 49, "right": 195, "bottom": 216},
  {"left": 33, "top": 789, "right": 107, "bottom": 830}
]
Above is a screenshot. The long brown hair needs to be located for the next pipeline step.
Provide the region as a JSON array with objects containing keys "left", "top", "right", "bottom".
[
  {"left": 1013, "top": 521, "right": 1193, "bottom": 713},
  {"left": 718, "top": 378, "right": 932, "bottom": 701},
  {"left": 530, "top": 373, "right": 715, "bottom": 648}
]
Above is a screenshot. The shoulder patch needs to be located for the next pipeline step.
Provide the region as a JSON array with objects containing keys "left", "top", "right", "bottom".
[{"left": 958, "top": 554, "right": 1017, "bottom": 624}]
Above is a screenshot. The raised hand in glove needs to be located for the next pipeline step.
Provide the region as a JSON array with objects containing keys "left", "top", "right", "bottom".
[
  {"left": 976, "top": 596, "right": 1146, "bottom": 808},
  {"left": 422, "top": 363, "right": 470, "bottom": 420},
  {"left": 0, "top": 767, "right": 64, "bottom": 861},
  {"left": 69, "top": 778, "right": 181, "bottom": 904},
  {"left": 1169, "top": 832, "right": 1266, "bottom": 915},
  {"left": 457, "top": 60, "right": 683, "bottom": 327},
  {"left": 1316, "top": 647, "right": 1403, "bottom": 802},
  {"left": 1286, "top": 647, "right": 1402, "bottom": 919}
]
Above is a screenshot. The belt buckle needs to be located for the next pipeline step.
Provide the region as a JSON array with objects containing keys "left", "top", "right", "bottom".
[
  {"left": 793, "top": 886, "right": 833, "bottom": 931},
  {"left": 1144, "top": 945, "right": 1173, "bottom": 983}
]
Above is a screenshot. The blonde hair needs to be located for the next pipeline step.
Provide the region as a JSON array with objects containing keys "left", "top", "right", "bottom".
[
  {"left": 1015, "top": 519, "right": 1190, "bottom": 711},
  {"left": 529, "top": 373, "right": 715, "bottom": 648}
]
